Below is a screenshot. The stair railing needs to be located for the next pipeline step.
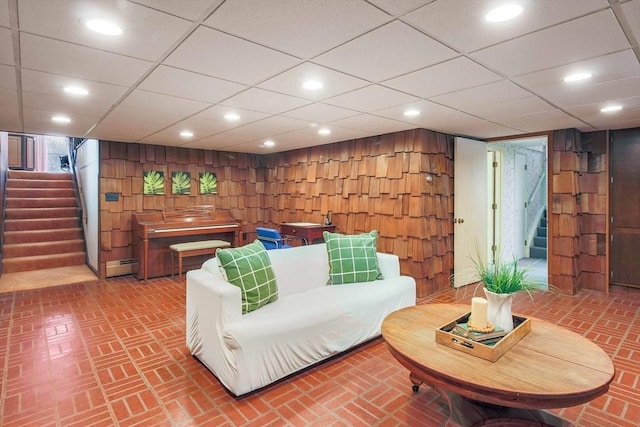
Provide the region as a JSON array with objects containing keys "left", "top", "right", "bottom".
[
  {"left": 0, "top": 168, "right": 7, "bottom": 276},
  {"left": 525, "top": 168, "right": 547, "bottom": 255},
  {"left": 68, "top": 138, "right": 89, "bottom": 266}
]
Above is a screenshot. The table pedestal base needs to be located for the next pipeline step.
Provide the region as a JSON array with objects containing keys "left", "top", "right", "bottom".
[{"left": 409, "top": 374, "right": 572, "bottom": 427}]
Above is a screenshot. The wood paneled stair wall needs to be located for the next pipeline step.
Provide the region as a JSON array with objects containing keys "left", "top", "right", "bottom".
[{"left": 2, "top": 170, "right": 86, "bottom": 273}]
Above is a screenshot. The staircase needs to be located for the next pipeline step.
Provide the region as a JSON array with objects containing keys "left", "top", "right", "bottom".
[
  {"left": 2, "top": 170, "right": 85, "bottom": 273},
  {"left": 530, "top": 209, "right": 547, "bottom": 259}
]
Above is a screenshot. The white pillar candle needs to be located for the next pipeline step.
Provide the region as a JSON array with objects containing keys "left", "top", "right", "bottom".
[{"left": 471, "top": 297, "right": 488, "bottom": 328}]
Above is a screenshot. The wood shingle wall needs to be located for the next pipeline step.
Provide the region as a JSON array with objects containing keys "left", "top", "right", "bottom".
[
  {"left": 98, "top": 141, "right": 263, "bottom": 278},
  {"left": 261, "top": 129, "right": 454, "bottom": 297},
  {"left": 98, "top": 129, "right": 454, "bottom": 297},
  {"left": 578, "top": 131, "right": 608, "bottom": 292},
  {"left": 550, "top": 129, "right": 608, "bottom": 294}
]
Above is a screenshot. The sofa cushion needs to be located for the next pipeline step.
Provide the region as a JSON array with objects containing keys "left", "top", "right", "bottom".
[
  {"left": 216, "top": 240, "right": 278, "bottom": 314},
  {"left": 323, "top": 230, "right": 383, "bottom": 285}
]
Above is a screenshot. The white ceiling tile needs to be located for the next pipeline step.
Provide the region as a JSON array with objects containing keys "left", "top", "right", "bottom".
[
  {"left": 443, "top": 116, "right": 521, "bottom": 139},
  {"left": 382, "top": 57, "right": 502, "bottom": 98},
  {"left": 21, "top": 69, "right": 128, "bottom": 105},
  {"left": 2, "top": 0, "right": 637, "bottom": 153},
  {"left": 164, "top": 26, "right": 301, "bottom": 85},
  {"left": 221, "top": 88, "right": 310, "bottom": 115},
  {"left": 0, "top": 88, "right": 20, "bottom": 131},
  {"left": 22, "top": 90, "right": 115, "bottom": 118},
  {"left": 204, "top": 0, "right": 392, "bottom": 58},
  {"left": 257, "top": 62, "right": 370, "bottom": 100},
  {"left": 89, "top": 89, "right": 210, "bottom": 141},
  {"left": 471, "top": 10, "right": 631, "bottom": 76},
  {"left": 367, "top": 0, "right": 435, "bottom": 17},
  {"left": 500, "top": 109, "right": 590, "bottom": 133},
  {"left": 329, "top": 113, "right": 415, "bottom": 134},
  {"left": 0, "top": 64, "right": 16, "bottom": 90},
  {"left": 18, "top": 0, "right": 192, "bottom": 61},
  {"left": 314, "top": 21, "right": 457, "bottom": 82},
  {"left": 478, "top": 96, "right": 556, "bottom": 123},
  {"left": 193, "top": 115, "right": 310, "bottom": 148},
  {"left": 282, "top": 103, "right": 360, "bottom": 124},
  {"left": 23, "top": 106, "right": 100, "bottom": 137},
  {"left": 140, "top": 105, "right": 269, "bottom": 145},
  {"left": 0, "top": 0, "right": 9, "bottom": 27},
  {"left": 374, "top": 99, "right": 473, "bottom": 128},
  {"left": 325, "top": 85, "right": 419, "bottom": 113},
  {"left": 513, "top": 50, "right": 640, "bottom": 100},
  {"left": 620, "top": 0, "right": 640, "bottom": 45},
  {"left": 567, "top": 95, "right": 640, "bottom": 128},
  {"left": 20, "top": 34, "right": 152, "bottom": 87},
  {"left": 139, "top": 65, "right": 247, "bottom": 103},
  {"left": 129, "top": 0, "right": 214, "bottom": 21},
  {"left": 430, "top": 80, "right": 533, "bottom": 113},
  {"left": 403, "top": 0, "right": 609, "bottom": 53},
  {"left": 0, "top": 27, "right": 14, "bottom": 66},
  {"left": 544, "top": 77, "right": 640, "bottom": 109}
]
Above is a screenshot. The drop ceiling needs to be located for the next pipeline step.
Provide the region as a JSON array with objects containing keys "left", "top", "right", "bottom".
[{"left": 0, "top": 0, "right": 638, "bottom": 154}]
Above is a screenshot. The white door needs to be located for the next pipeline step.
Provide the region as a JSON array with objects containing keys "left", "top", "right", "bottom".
[
  {"left": 454, "top": 137, "right": 489, "bottom": 288},
  {"left": 514, "top": 154, "right": 526, "bottom": 259}
]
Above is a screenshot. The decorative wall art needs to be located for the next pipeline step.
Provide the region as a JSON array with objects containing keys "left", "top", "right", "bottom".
[
  {"left": 143, "top": 170, "right": 165, "bottom": 195},
  {"left": 172, "top": 171, "right": 191, "bottom": 195},
  {"left": 199, "top": 172, "right": 218, "bottom": 194}
]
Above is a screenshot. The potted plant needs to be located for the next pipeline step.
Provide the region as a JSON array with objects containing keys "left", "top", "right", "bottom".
[{"left": 472, "top": 252, "right": 541, "bottom": 332}]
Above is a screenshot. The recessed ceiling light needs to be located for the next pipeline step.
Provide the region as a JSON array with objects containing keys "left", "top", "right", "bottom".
[
  {"left": 302, "top": 80, "right": 323, "bottom": 90},
  {"left": 404, "top": 109, "right": 420, "bottom": 117},
  {"left": 485, "top": 4, "right": 523, "bottom": 22},
  {"left": 263, "top": 140, "right": 275, "bottom": 147},
  {"left": 600, "top": 105, "right": 622, "bottom": 113},
  {"left": 318, "top": 128, "right": 331, "bottom": 135},
  {"left": 86, "top": 19, "right": 122, "bottom": 36},
  {"left": 224, "top": 113, "right": 240, "bottom": 121},
  {"left": 563, "top": 72, "right": 593, "bottom": 83},
  {"left": 63, "top": 86, "right": 89, "bottom": 96},
  {"left": 52, "top": 115, "right": 71, "bottom": 124},
  {"left": 180, "top": 130, "right": 194, "bottom": 138}
]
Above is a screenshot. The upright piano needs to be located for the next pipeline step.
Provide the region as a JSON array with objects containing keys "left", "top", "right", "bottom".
[{"left": 132, "top": 206, "right": 242, "bottom": 281}]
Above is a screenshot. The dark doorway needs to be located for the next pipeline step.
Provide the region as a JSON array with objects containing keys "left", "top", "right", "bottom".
[{"left": 610, "top": 128, "right": 640, "bottom": 289}]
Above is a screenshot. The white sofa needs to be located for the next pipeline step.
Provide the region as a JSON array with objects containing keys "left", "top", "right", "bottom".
[{"left": 186, "top": 242, "right": 416, "bottom": 396}]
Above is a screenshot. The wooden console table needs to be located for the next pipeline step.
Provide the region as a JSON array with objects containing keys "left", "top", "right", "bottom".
[
  {"left": 382, "top": 304, "right": 615, "bottom": 427},
  {"left": 280, "top": 222, "right": 336, "bottom": 245}
]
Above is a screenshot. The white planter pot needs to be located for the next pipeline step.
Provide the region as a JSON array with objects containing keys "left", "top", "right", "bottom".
[{"left": 483, "top": 287, "right": 515, "bottom": 332}]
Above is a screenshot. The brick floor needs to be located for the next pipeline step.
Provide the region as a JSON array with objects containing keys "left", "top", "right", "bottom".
[{"left": 0, "top": 275, "right": 638, "bottom": 426}]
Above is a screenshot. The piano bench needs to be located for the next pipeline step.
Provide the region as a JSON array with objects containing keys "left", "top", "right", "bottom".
[{"left": 169, "top": 240, "right": 231, "bottom": 279}]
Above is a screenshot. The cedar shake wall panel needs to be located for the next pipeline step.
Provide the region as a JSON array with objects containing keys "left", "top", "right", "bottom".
[
  {"left": 550, "top": 129, "right": 609, "bottom": 294},
  {"left": 98, "top": 141, "right": 260, "bottom": 278},
  {"left": 262, "top": 130, "right": 454, "bottom": 298}
]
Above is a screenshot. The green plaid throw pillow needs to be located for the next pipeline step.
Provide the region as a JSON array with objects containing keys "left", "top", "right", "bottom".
[
  {"left": 323, "top": 230, "right": 383, "bottom": 285},
  {"left": 216, "top": 240, "right": 278, "bottom": 314}
]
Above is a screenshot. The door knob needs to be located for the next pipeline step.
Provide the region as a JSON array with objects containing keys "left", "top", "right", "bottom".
[{"left": 454, "top": 218, "right": 464, "bottom": 224}]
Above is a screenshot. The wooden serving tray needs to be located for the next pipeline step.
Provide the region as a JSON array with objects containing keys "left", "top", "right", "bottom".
[{"left": 435, "top": 312, "right": 531, "bottom": 362}]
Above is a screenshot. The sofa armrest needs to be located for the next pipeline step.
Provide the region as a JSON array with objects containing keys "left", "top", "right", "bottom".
[
  {"left": 377, "top": 252, "right": 400, "bottom": 279},
  {"left": 186, "top": 269, "right": 242, "bottom": 371}
]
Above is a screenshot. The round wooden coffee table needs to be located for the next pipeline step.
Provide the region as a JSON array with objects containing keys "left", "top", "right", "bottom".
[{"left": 382, "top": 304, "right": 615, "bottom": 427}]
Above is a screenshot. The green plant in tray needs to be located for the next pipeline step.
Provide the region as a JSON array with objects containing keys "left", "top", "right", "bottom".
[{"left": 471, "top": 247, "right": 540, "bottom": 295}]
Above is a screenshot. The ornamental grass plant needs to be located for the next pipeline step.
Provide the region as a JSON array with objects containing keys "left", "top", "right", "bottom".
[{"left": 471, "top": 248, "right": 543, "bottom": 295}]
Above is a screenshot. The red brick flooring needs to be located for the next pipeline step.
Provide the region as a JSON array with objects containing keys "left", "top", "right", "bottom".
[{"left": 1, "top": 275, "right": 639, "bottom": 426}]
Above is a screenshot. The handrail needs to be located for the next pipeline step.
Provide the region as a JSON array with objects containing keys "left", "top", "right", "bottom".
[
  {"left": 68, "top": 138, "right": 88, "bottom": 266},
  {"left": 0, "top": 168, "right": 7, "bottom": 276}
]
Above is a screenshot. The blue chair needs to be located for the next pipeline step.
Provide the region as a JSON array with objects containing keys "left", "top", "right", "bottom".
[{"left": 256, "top": 227, "right": 293, "bottom": 250}]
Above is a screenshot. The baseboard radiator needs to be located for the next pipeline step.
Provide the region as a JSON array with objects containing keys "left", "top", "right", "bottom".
[{"left": 106, "top": 259, "right": 137, "bottom": 277}]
